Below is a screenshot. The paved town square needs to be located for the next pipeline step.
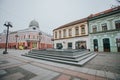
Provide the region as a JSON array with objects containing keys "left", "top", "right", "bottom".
[
  {"left": 0, "top": 0, "right": 120, "bottom": 80},
  {"left": 0, "top": 49, "right": 120, "bottom": 80}
]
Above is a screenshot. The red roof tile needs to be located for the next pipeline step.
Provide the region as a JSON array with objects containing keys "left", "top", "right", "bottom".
[{"left": 53, "top": 18, "right": 87, "bottom": 31}]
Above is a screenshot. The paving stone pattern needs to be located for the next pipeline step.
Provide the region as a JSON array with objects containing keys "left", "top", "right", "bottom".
[
  {"left": 0, "top": 67, "right": 36, "bottom": 80},
  {"left": 0, "top": 61, "right": 9, "bottom": 65},
  {"left": 0, "top": 49, "right": 120, "bottom": 80},
  {"left": 84, "top": 53, "right": 120, "bottom": 74}
]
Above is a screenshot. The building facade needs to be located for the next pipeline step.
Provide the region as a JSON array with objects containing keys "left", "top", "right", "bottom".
[
  {"left": 53, "top": 18, "right": 90, "bottom": 50},
  {"left": 0, "top": 20, "right": 53, "bottom": 49},
  {"left": 88, "top": 6, "right": 120, "bottom": 52}
]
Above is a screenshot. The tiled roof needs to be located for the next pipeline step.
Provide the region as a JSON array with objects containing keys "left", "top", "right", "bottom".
[
  {"left": 53, "top": 17, "right": 87, "bottom": 31},
  {"left": 88, "top": 6, "right": 120, "bottom": 18},
  {"left": 53, "top": 6, "right": 120, "bottom": 31}
]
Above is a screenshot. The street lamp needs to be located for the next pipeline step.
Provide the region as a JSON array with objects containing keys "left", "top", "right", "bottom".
[
  {"left": 3, "top": 21, "right": 13, "bottom": 54},
  {"left": 15, "top": 34, "right": 19, "bottom": 49},
  {"left": 38, "top": 32, "right": 42, "bottom": 49}
]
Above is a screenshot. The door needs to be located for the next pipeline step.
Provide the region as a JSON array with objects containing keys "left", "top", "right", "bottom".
[
  {"left": 103, "top": 38, "right": 110, "bottom": 52},
  {"left": 93, "top": 39, "right": 98, "bottom": 51},
  {"left": 32, "top": 42, "right": 37, "bottom": 48},
  {"left": 116, "top": 38, "right": 120, "bottom": 52}
]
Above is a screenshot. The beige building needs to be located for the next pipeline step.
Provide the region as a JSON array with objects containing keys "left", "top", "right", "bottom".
[{"left": 53, "top": 18, "right": 89, "bottom": 49}]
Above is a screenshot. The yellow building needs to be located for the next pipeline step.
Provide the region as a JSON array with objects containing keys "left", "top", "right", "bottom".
[{"left": 53, "top": 18, "right": 89, "bottom": 49}]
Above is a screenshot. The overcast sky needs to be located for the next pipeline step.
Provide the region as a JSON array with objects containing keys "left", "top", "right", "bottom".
[{"left": 0, "top": 0, "right": 119, "bottom": 35}]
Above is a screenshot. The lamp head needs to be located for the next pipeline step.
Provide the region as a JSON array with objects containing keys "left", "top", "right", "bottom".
[
  {"left": 8, "top": 22, "right": 13, "bottom": 28},
  {"left": 4, "top": 21, "right": 13, "bottom": 28}
]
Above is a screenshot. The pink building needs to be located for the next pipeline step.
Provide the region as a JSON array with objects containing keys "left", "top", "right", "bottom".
[{"left": 0, "top": 20, "right": 53, "bottom": 49}]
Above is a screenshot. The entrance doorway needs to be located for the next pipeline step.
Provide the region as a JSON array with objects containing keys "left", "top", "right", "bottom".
[
  {"left": 116, "top": 38, "right": 120, "bottom": 52},
  {"left": 103, "top": 38, "right": 110, "bottom": 52},
  {"left": 93, "top": 39, "right": 98, "bottom": 51},
  {"left": 32, "top": 42, "right": 37, "bottom": 48}
]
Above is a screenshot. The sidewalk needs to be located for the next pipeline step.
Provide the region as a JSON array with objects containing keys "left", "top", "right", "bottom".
[{"left": 0, "top": 49, "right": 120, "bottom": 80}]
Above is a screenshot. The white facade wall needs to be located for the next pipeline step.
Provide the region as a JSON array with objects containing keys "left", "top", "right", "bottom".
[{"left": 54, "top": 36, "right": 89, "bottom": 49}]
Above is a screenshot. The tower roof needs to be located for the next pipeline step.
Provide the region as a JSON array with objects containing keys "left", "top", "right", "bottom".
[{"left": 29, "top": 20, "right": 39, "bottom": 28}]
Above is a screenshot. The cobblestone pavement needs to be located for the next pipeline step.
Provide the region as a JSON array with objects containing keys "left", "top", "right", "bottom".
[
  {"left": 0, "top": 49, "right": 120, "bottom": 80},
  {"left": 84, "top": 52, "right": 120, "bottom": 74}
]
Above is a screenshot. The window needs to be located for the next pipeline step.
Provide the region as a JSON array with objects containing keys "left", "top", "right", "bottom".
[
  {"left": 37, "top": 36, "right": 39, "bottom": 39},
  {"left": 24, "top": 35, "right": 25, "bottom": 39},
  {"left": 63, "top": 29, "right": 66, "bottom": 38},
  {"left": 68, "top": 42, "right": 72, "bottom": 49},
  {"left": 68, "top": 29, "right": 72, "bottom": 36},
  {"left": 59, "top": 30, "right": 61, "bottom": 38},
  {"left": 75, "top": 27, "right": 79, "bottom": 35},
  {"left": 33, "top": 35, "right": 35, "bottom": 39},
  {"left": 33, "top": 27, "right": 36, "bottom": 30},
  {"left": 28, "top": 35, "right": 30, "bottom": 39},
  {"left": 92, "top": 25, "right": 97, "bottom": 33},
  {"left": 81, "top": 25, "right": 85, "bottom": 34},
  {"left": 102, "top": 23, "right": 107, "bottom": 31},
  {"left": 0, "top": 38, "right": 1, "bottom": 42},
  {"left": 55, "top": 32, "right": 57, "bottom": 38},
  {"left": 115, "top": 20, "right": 120, "bottom": 29},
  {"left": 56, "top": 43, "right": 63, "bottom": 49}
]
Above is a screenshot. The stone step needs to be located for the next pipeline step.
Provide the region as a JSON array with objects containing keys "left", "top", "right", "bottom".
[
  {"left": 28, "top": 51, "right": 91, "bottom": 59},
  {"left": 24, "top": 53, "right": 93, "bottom": 62},
  {"left": 30, "top": 49, "right": 88, "bottom": 56},
  {"left": 26, "top": 52, "right": 94, "bottom": 62},
  {"left": 25, "top": 53, "right": 76, "bottom": 62},
  {"left": 22, "top": 53, "right": 97, "bottom": 66},
  {"left": 78, "top": 54, "right": 97, "bottom": 65}
]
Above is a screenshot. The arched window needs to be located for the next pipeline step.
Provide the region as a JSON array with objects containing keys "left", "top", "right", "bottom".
[
  {"left": 81, "top": 25, "right": 85, "bottom": 34},
  {"left": 59, "top": 30, "right": 61, "bottom": 38},
  {"left": 75, "top": 27, "right": 79, "bottom": 35},
  {"left": 68, "top": 28, "right": 72, "bottom": 36},
  {"left": 63, "top": 29, "right": 66, "bottom": 38},
  {"left": 55, "top": 32, "right": 57, "bottom": 39}
]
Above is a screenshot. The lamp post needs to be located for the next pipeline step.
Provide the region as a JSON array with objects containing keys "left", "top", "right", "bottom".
[
  {"left": 38, "top": 32, "right": 42, "bottom": 49},
  {"left": 15, "top": 34, "right": 19, "bottom": 49},
  {"left": 3, "top": 21, "right": 13, "bottom": 54}
]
